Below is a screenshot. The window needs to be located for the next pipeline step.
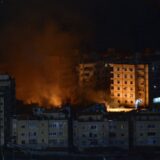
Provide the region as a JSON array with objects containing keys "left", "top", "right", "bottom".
[
  {"left": 109, "top": 132, "right": 116, "bottom": 138},
  {"left": 129, "top": 68, "right": 133, "bottom": 71},
  {"left": 91, "top": 125, "right": 96, "bottom": 129},
  {"left": 117, "top": 81, "right": 120, "bottom": 84},
  {"left": 124, "top": 75, "right": 127, "bottom": 78},
  {"left": 117, "top": 68, "right": 120, "bottom": 71},
  {"left": 21, "top": 140, "right": 25, "bottom": 144},
  {"left": 148, "top": 132, "right": 156, "bottom": 136},
  {"left": 140, "top": 133, "right": 143, "bottom": 136},
  {"left": 117, "top": 87, "right": 120, "bottom": 90},
  {"left": 125, "top": 81, "right": 127, "bottom": 84},
  {"left": 21, "top": 133, "right": 25, "bottom": 136},
  {"left": 21, "top": 125, "right": 25, "bottom": 128},
  {"left": 117, "top": 93, "right": 120, "bottom": 97},
  {"left": 130, "top": 81, "right": 133, "bottom": 84}
]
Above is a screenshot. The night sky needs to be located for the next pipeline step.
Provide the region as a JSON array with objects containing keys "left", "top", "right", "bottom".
[{"left": 0, "top": 0, "right": 160, "bottom": 51}]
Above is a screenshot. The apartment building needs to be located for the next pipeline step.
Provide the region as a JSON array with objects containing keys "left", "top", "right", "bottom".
[
  {"left": 108, "top": 118, "right": 129, "bottom": 149},
  {"left": 0, "top": 74, "right": 16, "bottom": 146},
  {"left": 133, "top": 112, "right": 160, "bottom": 147},
  {"left": 110, "top": 64, "right": 149, "bottom": 108},
  {"left": 12, "top": 108, "right": 69, "bottom": 149},
  {"left": 73, "top": 113, "right": 108, "bottom": 149}
]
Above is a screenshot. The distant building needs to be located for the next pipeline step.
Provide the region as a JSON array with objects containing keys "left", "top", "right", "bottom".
[
  {"left": 78, "top": 63, "right": 97, "bottom": 88},
  {"left": 78, "top": 61, "right": 108, "bottom": 90},
  {"left": 109, "top": 60, "right": 160, "bottom": 109},
  {"left": 0, "top": 74, "right": 15, "bottom": 146},
  {"left": 110, "top": 64, "right": 149, "bottom": 108}
]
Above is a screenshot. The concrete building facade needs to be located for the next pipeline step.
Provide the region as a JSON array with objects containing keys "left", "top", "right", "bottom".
[
  {"left": 110, "top": 64, "right": 149, "bottom": 108},
  {"left": 0, "top": 74, "right": 15, "bottom": 146}
]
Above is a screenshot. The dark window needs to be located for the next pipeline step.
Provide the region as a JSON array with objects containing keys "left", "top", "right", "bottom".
[
  {"left": 109, "top": 132, "right": 116, "bottom": 138},
  {"left": 21, "top": 125, "right": 25, "bottom": 128},
  {"left": 148, "top": 132, "right": 156, "bottom": 136}
]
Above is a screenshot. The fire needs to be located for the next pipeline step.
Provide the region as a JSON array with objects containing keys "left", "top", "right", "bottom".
[{"left": 49, "top": 96, "right": 62, "bottom": 107}]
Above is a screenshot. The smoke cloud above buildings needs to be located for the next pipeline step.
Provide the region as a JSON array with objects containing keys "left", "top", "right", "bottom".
[{"left": 0, "top": 0, "right": 97, "bottom": 106}]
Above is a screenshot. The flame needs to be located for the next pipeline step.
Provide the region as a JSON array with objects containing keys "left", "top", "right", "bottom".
[{"left": 49, "top": 96, "right": 62, "bottom": 107}]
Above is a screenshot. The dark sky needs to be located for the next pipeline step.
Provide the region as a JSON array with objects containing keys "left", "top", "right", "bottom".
[{"left": 0, "top": 0, "right": 160, "bottom": 51}]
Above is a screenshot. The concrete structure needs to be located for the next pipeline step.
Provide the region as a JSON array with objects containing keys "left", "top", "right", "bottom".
[
  {"left": 110, "top": 64, "right": 149, "bottom": 108},
  {"left": 12, "top": 107, "right": 69, "bottom": 149},
  {"left": 133, "top": 112, "right": 160, "bottom": 147},
  {"left": 0, "top": 74, "right": 15, "bottom": 146},
  {"left": 78, "top": 63, "right": 97, "bottom": 88},
  {"left": 78, "top": 61, "right": 108, "bottom": 90},
  {"left": 108, "top": 119, "right": 129, "bottom": 149},
  {"left": 73, "top": 113, "right": 108, "bottom": 149}
]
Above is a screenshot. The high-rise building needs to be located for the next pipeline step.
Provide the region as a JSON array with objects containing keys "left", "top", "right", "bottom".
[
  {"left": 0, "top": 74, "right": 16, "bottom": 146},
  {"left": 109, "top": 59, "right": 160, "bottom": 109},
  {"left": 110, "top": 64, "right": 149, "bottom": 108}
]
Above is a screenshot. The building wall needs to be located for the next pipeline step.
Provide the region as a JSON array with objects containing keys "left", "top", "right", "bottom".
[
  {"left": 0, "top": 75, "right": 15, "bottom": 146},
  {"left": 73, "top": 120, "right": 108, "bottom": 148},
  {"left": 110, "top": 64, "right": 149, "bottom": 108},
  {"left": 0, "top": 96, "right": 4, "bottom": 146},
  {"left": 133, "top": 115, "right": 160, "bottom": 146},
  {"left": 14, "top": 119, "right": 68, "bottom": 148},
  {"left": 48, "top": 120, "right": 68, "bottom": 147},
  {"left": 78, "top": 63, "right": 97, "bottom": 88},
  {"left": 108, "top": 120, "right": 129, "bottom": 149}
]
